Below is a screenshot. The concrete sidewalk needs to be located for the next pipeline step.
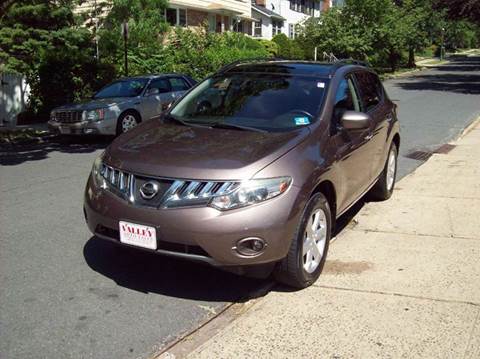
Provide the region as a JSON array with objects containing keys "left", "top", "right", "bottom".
[{"left": 186, "top": 122, "right": 480, "bottom": 359}]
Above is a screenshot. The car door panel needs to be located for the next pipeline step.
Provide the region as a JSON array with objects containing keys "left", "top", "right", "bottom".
[
  {"left": 353, "top": 72, "right": 391, "bottom": 179},
  {"left": 331, "top": 76, "right": 375, "bottom": 212}
]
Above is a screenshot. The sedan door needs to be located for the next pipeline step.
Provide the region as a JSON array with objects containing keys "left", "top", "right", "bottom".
[
  {"left": 353, "top": 71, "right": 392, "bottom": 179},
  {"left": 141, "top": 78, "right": 175, "bottom": 120},
  {"left": 331, "top": 76, "right": 377, "bottom": 211}
]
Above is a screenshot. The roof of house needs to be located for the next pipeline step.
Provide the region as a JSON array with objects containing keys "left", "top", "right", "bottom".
[{"left": 252, "top": 4, "right": 285, "bottom": 20}]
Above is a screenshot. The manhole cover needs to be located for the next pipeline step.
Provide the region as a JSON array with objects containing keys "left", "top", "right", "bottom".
[{"left": 405, "top": 150, "right": 432, "bottom": 161}]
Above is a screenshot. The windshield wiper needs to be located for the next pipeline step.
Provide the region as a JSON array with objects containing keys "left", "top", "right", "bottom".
[
  {"left": 164, "top": 114, "right": 211, "bottom": 129},
  {"left": 209, "top": 122, "right": 267, "bottom": 133}
]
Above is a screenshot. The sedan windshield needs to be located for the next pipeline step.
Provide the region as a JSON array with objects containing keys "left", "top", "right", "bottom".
[
  {"left": 94, "top": 79, "right": 148, "bottom": 98},
  {"left": 169, "top": 73, "right": 328, "bottom": 132}
]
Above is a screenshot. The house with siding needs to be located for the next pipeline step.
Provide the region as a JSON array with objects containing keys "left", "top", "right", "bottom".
[
  {"left": 251, "top": 0, "right": 334, "bottom": 40},
  {"left": 76, "top": 0, "right": 340, "bottom": 39}
]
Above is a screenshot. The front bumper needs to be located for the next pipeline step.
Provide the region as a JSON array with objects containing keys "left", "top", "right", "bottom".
[
  {"left": 48, "top": 118, "right": 116, "bottom": 135},
  {"left": 83, "top": 175, "right": 306, "bottom": 267}
]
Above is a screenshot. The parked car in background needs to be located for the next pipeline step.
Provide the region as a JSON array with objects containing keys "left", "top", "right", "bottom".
[
  {"left": 84, "top": 60, "right": 400, "bottom": 288},
  {"left": 48, "top": 74, "right": 196, "bottom": 136}
]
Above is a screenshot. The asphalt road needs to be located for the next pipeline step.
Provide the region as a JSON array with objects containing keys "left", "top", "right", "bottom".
[{"left": 1, "top": 55, "right": 479, "bottom": 359}]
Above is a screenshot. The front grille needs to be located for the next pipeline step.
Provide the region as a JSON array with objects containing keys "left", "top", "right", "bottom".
[
  {"left": 55, "top": 110, "right": 83, "bottom": 123},
  {"left": 99, "top": 163, "right": 238, "bottom": 209}
]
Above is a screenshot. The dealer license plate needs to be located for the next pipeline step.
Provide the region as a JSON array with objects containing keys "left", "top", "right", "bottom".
[{"left": 119, "top": 221, "right": 157, "bottom": 250}]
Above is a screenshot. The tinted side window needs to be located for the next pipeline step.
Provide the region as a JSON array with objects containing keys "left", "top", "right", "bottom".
[
  {"left": 169, "top": 77, "right": 190, "bottom": 91},
  {"left": 355, "top": 72, "right": 383, "bottom": 112},
  {"left": 333, "top": 77, "right": 360, "bottom": 121},
  {"left": 149, "top": 78, "right": 171, "bottom": 93}
]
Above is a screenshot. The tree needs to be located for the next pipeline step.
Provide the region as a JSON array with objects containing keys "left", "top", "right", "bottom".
[
  {"left": 435, "top": 0, "right": 480, "bottom": 23},
  {"left": 94, "top": 0, "right": 169, "bottom": 75},
  {"left": 395, "top": 0, "right": 433, "bottom": 68},
  {"left": 0, "top": 0, "right": 109, "bottom": 118}
]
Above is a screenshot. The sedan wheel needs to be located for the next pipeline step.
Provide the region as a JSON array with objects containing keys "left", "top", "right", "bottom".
[
  {"left": 116, "top": 112, "right": 141, "bottom": 135},
  {"left": 121, "top": 114, "right": 138, "bottom": 133}
]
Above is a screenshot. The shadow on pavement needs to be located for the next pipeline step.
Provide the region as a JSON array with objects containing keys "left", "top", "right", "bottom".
[
  {"left": 0, "top": 135, "right": 112, "bottom": 166},
  {"left": 395, "top": 56, "right": 480, "bottom": 95},
  {"left": 83, "top": 236, "right": 269, "bottom": 303}
]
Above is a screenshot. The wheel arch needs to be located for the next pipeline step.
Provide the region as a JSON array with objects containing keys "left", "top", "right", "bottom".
[
  {"left": 311, "top": 180, "right": 337, "bottom": 223},
  {"left": 118, "top": 108, "right": 142, "bottom": 123}
]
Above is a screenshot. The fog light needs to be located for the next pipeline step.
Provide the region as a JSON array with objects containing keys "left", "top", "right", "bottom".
[{"left": 234, "top": 237, "right": 267, "bottom": 257}]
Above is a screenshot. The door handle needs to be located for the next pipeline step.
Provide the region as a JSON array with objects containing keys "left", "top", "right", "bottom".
[{"left": 364, "top": 133, "right": 373, "bottom": 140}]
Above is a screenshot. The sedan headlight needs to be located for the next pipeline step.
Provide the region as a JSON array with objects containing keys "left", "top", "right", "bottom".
[
  {"left": 50, "top": 111, "right": 57, "bottom": 121},
  {"left": 86, "top": 108, "right": 106, "bottom": 121},
  {"left": 209, "top": 177, "right": 292, "bottom": 211}
]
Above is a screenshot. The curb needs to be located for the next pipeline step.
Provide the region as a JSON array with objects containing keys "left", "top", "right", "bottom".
[{"left": 152, "top": 281, "right": 276, "bottom": 359}]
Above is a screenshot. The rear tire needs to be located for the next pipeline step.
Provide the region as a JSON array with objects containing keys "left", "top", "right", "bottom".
[
  {"left": 274, "top": 193, "right": 331, "bottom": 289},
  {"left": 369, "top": 143, "right": 398, "bottom": 201}
]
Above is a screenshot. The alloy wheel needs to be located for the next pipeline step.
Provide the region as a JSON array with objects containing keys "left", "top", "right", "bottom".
[
  {"left": 302, "top": 208, "right": 328, "bottom": 274},
  {"left": 121, "top": 114, "right": 138, "bottom": 133},
  {"left": 386, "top": 149, "right": 396, "bottom": 191}
]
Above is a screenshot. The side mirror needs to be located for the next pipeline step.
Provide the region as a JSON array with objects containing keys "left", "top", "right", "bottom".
[
  {"left": 146, "top": 88, "right": 159, "bottom": 96},
  {"left": 340, "top": 111, "right": 371, "bottom": 130}
]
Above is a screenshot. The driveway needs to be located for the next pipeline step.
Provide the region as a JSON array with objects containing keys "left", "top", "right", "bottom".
[{"left": 1, "top": 55, "right": 479, "bottom": 359}]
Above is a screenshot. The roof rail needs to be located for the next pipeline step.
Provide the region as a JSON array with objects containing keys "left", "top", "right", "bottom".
[
  {"left": 216, "top": 57, "right": 286, "bottom": 74},
  {"left": 335, "top": 58, "right": 370, "bottom": 67},
  {"left": 323, "top": 52, "right": 338, "bottom": 62}
]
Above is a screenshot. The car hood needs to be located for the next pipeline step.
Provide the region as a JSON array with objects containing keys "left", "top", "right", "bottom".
[
  {"left": 54, "top": 97, "right": 133, "bottom": 111},
  {"left": 104, "top": 119, "right": 311, "bottom": 181}
]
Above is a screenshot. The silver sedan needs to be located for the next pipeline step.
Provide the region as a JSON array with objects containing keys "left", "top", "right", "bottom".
[{"left": 48, "top": 74, "right": 196, "bottom": 136}]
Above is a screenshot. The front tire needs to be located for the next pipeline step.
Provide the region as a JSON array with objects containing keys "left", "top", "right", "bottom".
[
  {"left": 369, "top": 143, "right": 398, "bottom": 201},
  {"left": 274, "top": 193, "right": 331, "bottom": 289},
  {"left": 116, "top": 111, "right": 140, "bottom": 135}
]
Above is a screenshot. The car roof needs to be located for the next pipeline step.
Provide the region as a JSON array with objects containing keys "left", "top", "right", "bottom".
[
  {"left": 118, "top": 74, "right": 188, "bottom": 81},
  {"left": 220, "top": 59, "right": 371, "bottom": 78}
]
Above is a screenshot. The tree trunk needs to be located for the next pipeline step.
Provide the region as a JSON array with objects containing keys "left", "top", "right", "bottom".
[
  {"left": 389, "top": 51, "right": 397, "bottom": 73},
  {"left": 407, "top": 47, "right": 416, "bottom": 68}
]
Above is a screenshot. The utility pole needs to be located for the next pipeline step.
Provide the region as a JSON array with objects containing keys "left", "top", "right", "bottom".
[
  {"left": 122, "top": 22, "right": 128, "bottom": 76},
  {"left": 94, "top": 0, "right": 99, "bottom": 61},
  {"left": 440, "top": 27, "right": 445, "bottom": 61}
]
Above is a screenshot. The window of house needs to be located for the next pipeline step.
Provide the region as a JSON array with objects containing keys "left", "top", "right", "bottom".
[
  {"left": 254, "top": 19, "right": 262, "bottom": 37},
  {"left": 272, "top": 20, "right": 282, "bottom": 37},
  {"left": 290, "top": 0, "right": 314, "bottom": 15},
  {"left": 289, "top": 24, "right": 296, "bottom": 39},
  {"left": 165, "top": 8, "right": 186, "bottom": 27}
]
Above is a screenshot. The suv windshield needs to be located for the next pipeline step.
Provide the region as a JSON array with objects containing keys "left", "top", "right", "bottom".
[
  {"left": 169, "top": 73, "right": 328, "bottom": 132},
  {"left": 94, "top": 79, "right": 148, "bottom": 99}
]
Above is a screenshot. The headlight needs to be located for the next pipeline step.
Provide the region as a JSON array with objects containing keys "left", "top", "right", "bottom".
[
  {"left": 50, "top": 111, "right": 56, "bottom": 121},
  {"left": 209, "top": 177, "right": 292, "bottom": 211},
  {"left": 86, "top": 108, "right": 106, "bottom": 121},
  {"left": 91, "top": 154, "right": 106, "bottom": 188}
]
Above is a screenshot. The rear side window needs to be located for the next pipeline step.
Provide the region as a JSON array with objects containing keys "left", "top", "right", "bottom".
[
  {"left": 354, "top": 72, "right": 383, "bottom": 112},
  {"left": 169, "top": 77, "right": 190, "bottom": 91},
  {"left": 149, "top": 78, "right": 171, "bottom": 93}
]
